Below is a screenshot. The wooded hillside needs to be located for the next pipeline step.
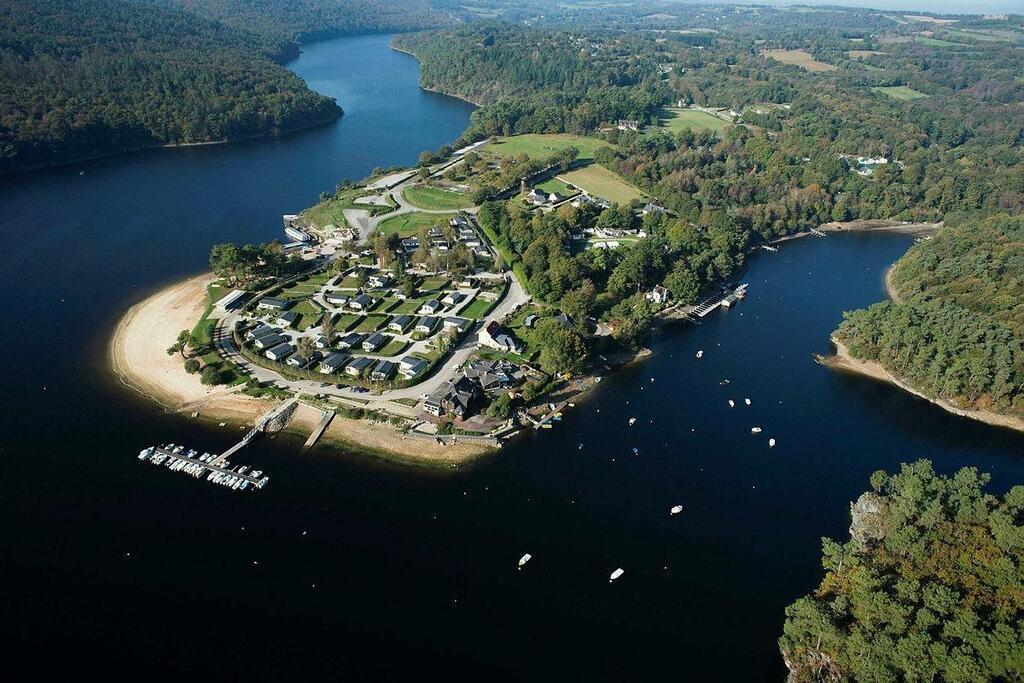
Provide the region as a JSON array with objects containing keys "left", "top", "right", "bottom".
[{"left": 836, "top": 214, "right": 1024, "bottom": 418}]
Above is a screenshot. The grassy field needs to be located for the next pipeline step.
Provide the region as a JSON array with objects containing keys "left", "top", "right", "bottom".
[
  {"left": 484, "top": 134, "right": 612, "bottom": 162},
  {"left": 355, "top": 315, "right": 388, "bottom": 332},
  {"left": 559, "top": 164, "right": 645, "bottom": 204},
  {"left": 333, "top": 314, "right": 361, "bottom": 331},
  {"left": 915, "top": 36, "right": 963, "bottom": 48},
  {"left": 536, "top": 177, "right": 575, "bottom": 196},
  {"left": 377, "top": 211, "right": 447, "bottom": 237},
  {"left": 763, "top": 49, "right": 837, "bottom": 72},
  {"left": 420, "top": 277, "right": 450, "bottom": 291},
  {"left": 290, "top": 300, "right": 324, "bottom": 331},
  {"left": 459, "top": 297, "right": 492, "bottom": 320},
  {"left": 657, "top": 108, "right": 731, "bottom": 133},
  {"left": 403, "top": 185, "right": 473, "bottom": 210},
  {"left": 872, "top": 85, "right": 929, "bottom": 101}
]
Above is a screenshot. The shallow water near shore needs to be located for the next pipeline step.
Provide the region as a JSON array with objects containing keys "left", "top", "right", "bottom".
[{"left": 3, "top": 35, "right": 1024, "bottom": 680}]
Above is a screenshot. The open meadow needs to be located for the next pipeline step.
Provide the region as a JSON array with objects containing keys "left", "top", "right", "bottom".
[
  {"left": 657, "top": 108, "right": 731, "bottom": 133},
  {"left": 763, "top": 49, "right": 837, "bottom": 72},
  {"left": 559, "top": 164, "right": 645, "bottom": 205},
  {"left": 484, "top": 134, "right": 612, "bottom": 162},
  {"left": 403, "top": 185, "right": 473, "bottom": 210},
  {"left": 872, "top": 85, "right": 929, "bottom": 101}
]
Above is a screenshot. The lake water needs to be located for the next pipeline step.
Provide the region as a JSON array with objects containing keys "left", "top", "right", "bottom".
[{"left": 2, "top": 34, "right": 1023, "bottom": 681}]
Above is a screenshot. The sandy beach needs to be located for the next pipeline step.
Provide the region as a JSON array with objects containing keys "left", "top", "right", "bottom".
[
  {"left": 109, "top": 273, "right": 218, "bottom": 406},
  {"left": 109, "top": 274, "right": 494, "bottom": 464},
  {"left": 824, "top": 339, "right": 1024, "bottom": 434}
]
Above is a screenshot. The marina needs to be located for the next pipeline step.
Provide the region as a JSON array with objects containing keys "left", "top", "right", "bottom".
[{"left": 138, "top": 445, "right": 269, "bottom": 491}]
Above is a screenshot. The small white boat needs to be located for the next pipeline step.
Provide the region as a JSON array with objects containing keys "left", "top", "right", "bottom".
[
  {"left": 728, "top": 400, "right": 735, "bottom": 408},
  {"left": 696, "top": 350, "right": 704, "bottom": 359},
  {"left": 670, "top": 505, "right": 683, "bottom": 515},
  {"left": 744, "top": 398, "right": 751, "bottom": 406},
  {"left": 628, "top": 417, "right": 636, "bottom": 426},
  {"left": 518, "top": 554, "right": 532, "bottom": 569},
  {"left": 751, "top": 427, "right": 763, "bottom": 434},
  {"left": 609, "top": 568, "right": 625, "bottom": 583},
  {"left": 769, "top": 438, "right": 776, "bottom": 448}
]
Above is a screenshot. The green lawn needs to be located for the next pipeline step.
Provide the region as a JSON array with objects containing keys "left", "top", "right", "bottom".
[
  {"left": 656, "top": 108, "right": 731, "bottom": 133},
  {"left": 338, "top": 276, "right": 361, "bottom": 288},
  {"left": 332, "top": 314, "right": 361, "bottom": 331},
  {"left": 290, "top": 299, "right": 324, "bottom": 331},
  {"left": 392, "top": 297, "right": 432, "bottom": 314},
  {"left": 403, "top": 185, "right": 473, "bottom": 210},
  {"left": 872, "top": 85, "right": 930, "bottom": 101},
  {"left": 376, "top": 339, "right": 410, "bottom": 357},
  {"left": 484, "top": 134, "right": 613, "bottom": 162},
  {"left": 536, "top": 177, "right": 575, "bottom": 196},
  {"left": 420, "top": 277, "right": 450, "bottom": 291},
  {"left": 559, "top": 164, "right": 645, "bottom": 204},
  {"left": 378, "top": 212, "right": 448, "bottom": 237},
  {"left": 355, "top": 315, "right": 388, "bottom": 332},
  {"left": 459, "top": 297, "right": 492, "bottom": 320}
]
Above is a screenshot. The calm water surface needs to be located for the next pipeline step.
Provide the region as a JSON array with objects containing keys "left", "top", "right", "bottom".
[{"left": 2, "top": 34, "right": 1023, "bottom": 681}]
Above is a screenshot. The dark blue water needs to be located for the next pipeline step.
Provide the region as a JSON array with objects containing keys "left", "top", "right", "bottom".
[{"left": 2, "top": 35, "right": 1024, "bottom": 681}]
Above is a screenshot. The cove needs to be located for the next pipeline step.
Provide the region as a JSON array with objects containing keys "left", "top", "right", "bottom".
[{"left": 2, "top": 35, "right": 1024, "bottom": 681}]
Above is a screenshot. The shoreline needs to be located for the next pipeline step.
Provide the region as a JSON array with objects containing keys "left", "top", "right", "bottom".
[
  {"left": 823, "top": 339, "right": 1024, "bottom": 435},
  {"left": 816, "top": 221, "right": 1024, "bottom": 435},
  {"left": 389, "top": 44, "right": 486, "bottom": 108},
  {"left": 5, "top": 111, "right": 342, "bottom": 178},
  {"left": 767, "top": 218, "right": 941, "bottom": 246},
  {"left": 109, "top": 275, "right": 495, "bottom": 465}
]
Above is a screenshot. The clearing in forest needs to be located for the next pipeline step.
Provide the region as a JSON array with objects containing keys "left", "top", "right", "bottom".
[
  {"left": 484, "top": 134, "right": 612, "bottom": 162},
  {"left": 657, "top": 108, "right": 731, "bottom": 133},
  {"left": 559, "top": 164, "right": 645, "bottom": 205},
  {"left": 872, "top": 86, "right": 929, "bottom": 101},
  {"left": 763, "top": 49, "right": 837, "bottom": 72}
]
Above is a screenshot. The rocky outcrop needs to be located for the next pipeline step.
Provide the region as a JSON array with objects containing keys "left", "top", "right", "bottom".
[{"left": 849, "top": 492, "right": 888, "bottom": 548}]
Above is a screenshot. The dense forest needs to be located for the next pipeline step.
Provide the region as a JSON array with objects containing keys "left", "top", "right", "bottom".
[
  {"left": 0, "top": 0, "right": 448, "bottom": 174},
  {"left": 144, "top": 0, "right": 446, "bottom": 43},
  {"left": 836, "top": 214, "right": 1024, "bottom": 418},
  {"left": 780, "top": 460, "right": 1024, "bottom": 681}
]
